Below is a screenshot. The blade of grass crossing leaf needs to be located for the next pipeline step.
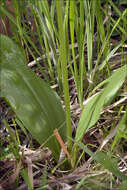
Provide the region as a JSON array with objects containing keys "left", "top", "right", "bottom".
[
  {"left": 88, "top": 78, "right": 109, "bottom": 97},
  {"left": 76, "top": 142, "right": 127, "bottom": 180}
]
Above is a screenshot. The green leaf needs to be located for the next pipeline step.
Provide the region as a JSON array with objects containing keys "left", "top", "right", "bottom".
[
  {"left": 0, "top": 35, "right": 66, "bottom": 161},
  {"left": 119, "top": 0, "right": 127, "bottom": 5},
  {"left": 56, "top": 0, "right": 72, "bottom": 151},
  {"left": 75, "top": 92, "right": 102, "bottom": 142},
  {"left": 75, "top": 65, "right": 127, "bottom": 142},
  {"left": 118, "top": 180, "right": 127, "bottom": 190},
  {"left": 103, "top": 65, "right": 127, "bottom": 106},
  {"left": 99, "top": 42, "right": 122, "bottom": 71},
  {"left": 96, "top": 152, "right": 126, "bottom": 180},
  {"left": 76, "top": 142, "right": 127, "bottom": 181}
]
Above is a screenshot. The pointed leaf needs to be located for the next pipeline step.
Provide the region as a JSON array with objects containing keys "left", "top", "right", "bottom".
[
  {"left": 77, "top": 142, "right": 127, "bottom": 181},
  {"left": 0, "top": 35, "right": 66, "bottom": 161},
  {"left": 75, "top": 65, "right": 127, "bottom": 142}
]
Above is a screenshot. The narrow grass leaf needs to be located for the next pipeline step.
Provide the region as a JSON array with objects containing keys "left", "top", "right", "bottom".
[
  {"left": 111, "top": 108, "right": 127, "bottom": 150},
  {"left": 76, "top": 142, "right": 127, "bottom": 181},
  {"left": 84, "top": 0, "right": 93, "bottom": 74},
  {"left": 99, "top": 42, "right": 122, "bottom": 71},
  {"left": 40, "top": 166, "right": 47, "bottom": 190},
  {"left": 95, "top": 0, "right": 105, "bottom": 43},
  {"left": 56, "top": 0, "right": 72, "bottom": 151},
  {"left": 21, "top": 169, "right": 33, "bottom": 190}
]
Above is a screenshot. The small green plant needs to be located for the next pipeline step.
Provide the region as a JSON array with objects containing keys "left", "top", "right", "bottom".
[
  {"left": 0, "top": 34, "right": 126, "bottom": 165},
  {"left": 0, "top": 0, "right": 127, "bottom": 188}
]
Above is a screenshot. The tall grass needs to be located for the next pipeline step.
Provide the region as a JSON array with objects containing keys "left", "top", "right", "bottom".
[{"left": 0, "top": 0, "right": 127, "bottom": 188}]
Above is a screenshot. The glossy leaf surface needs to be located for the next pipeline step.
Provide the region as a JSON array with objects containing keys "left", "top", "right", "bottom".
[{"left": 0, "top": 35, "right": 66, "bottom": 161}]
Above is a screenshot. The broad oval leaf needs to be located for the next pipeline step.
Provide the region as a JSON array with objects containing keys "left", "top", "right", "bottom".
[
  {"left": 75, "top": 64, "right": 127, "bottom": 142},
  {"left": 0, "top": 35, "right": 66, "bottom": 161}
]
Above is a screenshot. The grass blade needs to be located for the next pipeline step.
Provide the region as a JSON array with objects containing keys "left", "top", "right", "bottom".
[{"left": 56, "top": 0, "right": 72, "bottom": 151}]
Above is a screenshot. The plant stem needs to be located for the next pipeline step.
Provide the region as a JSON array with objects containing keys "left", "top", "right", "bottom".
[{"left": 56, "top": 0, "right": 72, "bottom": 152}]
